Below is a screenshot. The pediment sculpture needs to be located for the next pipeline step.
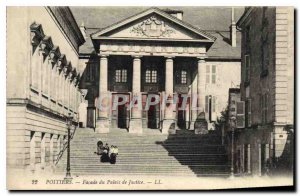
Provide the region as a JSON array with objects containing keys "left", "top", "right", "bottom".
[{"left": 131, "top": 16, "right": 174, "bottom": 38}]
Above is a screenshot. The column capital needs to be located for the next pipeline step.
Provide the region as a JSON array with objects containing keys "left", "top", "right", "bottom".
[
  {"left": 132, "top": 55, "right": 142, "bottom": 59},
  {"left": 197, "top": 56, "right": 206, "bottom": 64},
  {"left": 99, "top": 54, "right": 108, "bottom": 58},
  {"left": 165, "top": 56, "right": 175, "bottom": 60}
]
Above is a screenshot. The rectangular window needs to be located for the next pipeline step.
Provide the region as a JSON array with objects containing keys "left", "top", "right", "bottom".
[
  {"left": 145, "top": 70, "right": 151, "bottom": 83},
  {"left": 245, "top": 55, "right": 250, "bottom": 82},
  {"left": 181, "top": 70, "right": 187, "bottom": 84},
  {"left": 121, "top": 69, "right": 127, "bottom": 82},
  {"left": 206, "top": 65, "right": 210, "bottom": 83},
  {"left": 145, "top": 69, "right": 157, "bottom": 84},
  {"left": 211, "top": 65, "right": 216, "bottom": 84},
  {"left": 261, "top": 93, "right": 268, "bottom": 124},
  {"left": 115, "top": 69, "right": 127, "bottom": 83},
  {"left": 206, "top": 65, "right": 217, "bottom": 84}
]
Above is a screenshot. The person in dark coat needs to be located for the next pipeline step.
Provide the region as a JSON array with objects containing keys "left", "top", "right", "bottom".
[
  {"left": 110, "top": 145, "right": 118, "bottom": 164},
  {"left": 101, "top": 143, "right": 110, "bottom": 162}
]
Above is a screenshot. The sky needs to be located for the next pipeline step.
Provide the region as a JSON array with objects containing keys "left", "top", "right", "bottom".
[{"left": 70, "top": 6, "right": 245, "bottom": 31}]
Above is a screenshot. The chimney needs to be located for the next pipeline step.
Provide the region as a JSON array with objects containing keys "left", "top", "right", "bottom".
[
  {"left": 164, "top": 9, "right": 183, "bottom": 20},
  {"left": 80, "top": 22, "right": 87, "bottom": 40},
  {"left": 230, "top": 7, "right": 237, "bottom": 47}
]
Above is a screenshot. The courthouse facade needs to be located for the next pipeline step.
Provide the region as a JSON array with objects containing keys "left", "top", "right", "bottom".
[
  {"left": 7, "top": 7, "right": 85, "bottom": 169},
  {"left": 79, "top": 7, "right": 241, "bottom": 134}
]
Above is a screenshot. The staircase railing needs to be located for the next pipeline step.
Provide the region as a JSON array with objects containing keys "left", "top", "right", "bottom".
[{"left": 55, "top": 125, "right": 77, "bottom": 165}]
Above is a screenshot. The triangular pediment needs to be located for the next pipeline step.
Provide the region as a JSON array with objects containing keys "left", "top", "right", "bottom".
[{"left": 91, "top": 8, "right": 216, "bottom": 42}]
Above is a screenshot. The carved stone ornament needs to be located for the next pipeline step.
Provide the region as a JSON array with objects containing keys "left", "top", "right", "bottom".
[
  {"left": 40, "top": 36, "right": 54, "bottom": 56},
  {"left": 49, "top": 46, "right": 61, "bottom": 65},
  {"left": 131, "top": 16, "right": 174, "bottom": 38},
  {"left": 30, "top": 22, "right": 45, "bottom": 47},
  {"left": 58, "top": 54, "right": 67, "bottom": 72},
  {"left": 63, "top": 62, "right": 72, "bottom": 77}
]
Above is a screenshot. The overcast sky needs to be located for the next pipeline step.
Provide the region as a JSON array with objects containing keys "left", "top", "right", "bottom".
[{"left": 70, "top": 6, "right": 245, "bottom": 31}]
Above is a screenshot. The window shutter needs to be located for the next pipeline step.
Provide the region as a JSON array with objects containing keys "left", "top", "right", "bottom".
[
  {"left": 211, "top": 65, "right": 216, "bottom": 84},
  {"left": 205, "top": 95, "right": 209, "bottom": 113},
  {"left": 236, "top": 101, "right": 245, "bottom": 128},
  {"left": 211, "top": 96, "right": 217, "bottom": 121},
  {"left": 206, "top": 65, "right": 210, "bottom": 84}
]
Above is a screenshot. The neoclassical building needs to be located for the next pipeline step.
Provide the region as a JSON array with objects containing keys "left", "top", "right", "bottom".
[
  {"left": 79, "top": 7, "right": 241, "bottom": 134},
  {"left": 7, "top": 7, "right": 85, "bottom": 170}
]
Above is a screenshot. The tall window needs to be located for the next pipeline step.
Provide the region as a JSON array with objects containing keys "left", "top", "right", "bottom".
[
  {"left": 206, "top": 65, "right": 217, "bottom": 84},
  {"left": 206, "top": 65, "right": 210, "bottom": 83},
  {"left": 211, "top": 65, "right": 216, "bottom": 84},
  {"left": 145, "top": 69, "right": 157, "bottom": 84},
  {"left": 245, "top": 55, "right": 250, "bottom": 82},
  {"left": 86, "top": 64, "right": 95, "bottom": 82},
  {"left": 205, "top": 95, "right": 217, "bottom": 113},
  {"left": 115, "top": 69, "right": 127, "bottom": 83},
  {"left": 261, "top": 93, "right": 268, "bottom": 124},
  {"left": 176, "top": 70, "right": 187, "bottom": 84},
  {"left": 181, "top": 70, "right": 187, "bottom": 84}
]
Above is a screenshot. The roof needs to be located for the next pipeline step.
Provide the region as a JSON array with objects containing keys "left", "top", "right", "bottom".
[
  {"left": 206, "top": 31, "right": 241, "bottom": 59},
  {"left": 91, "top": 7, "right": 216, "bottom": 42},
  {"left": 76, "top": 7, "right": 242, "bottom": 59}
]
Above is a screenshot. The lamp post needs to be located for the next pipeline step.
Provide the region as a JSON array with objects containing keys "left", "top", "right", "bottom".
[
  {"left": 65, "top": 113, "right": 73, "bottom": 180},
  {"left": 229, "top": 116, "right": 236, "bottom": 178}
]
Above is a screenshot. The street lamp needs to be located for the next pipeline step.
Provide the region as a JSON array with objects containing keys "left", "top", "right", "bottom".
[
  {"left": 65, "top": 112, "right": 73, "bottom": 180},
  {"left": 229, "top": 116, "right": 236, "bottom": 178}
]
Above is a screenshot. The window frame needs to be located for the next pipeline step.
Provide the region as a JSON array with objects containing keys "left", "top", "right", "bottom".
[
  {"left": 145, "top": 69, "right": 158, "bottom": 84},
  {"left": 115, "top": 68, "right": 128, "bottom": 83}
]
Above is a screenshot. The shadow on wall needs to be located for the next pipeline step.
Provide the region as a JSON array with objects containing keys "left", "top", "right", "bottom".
[
  {"left": 272, "top": 127, "right": 294, "bottom": 176},
  {"left": 156, "top": 129, "right": 230, "bottom": 177}
]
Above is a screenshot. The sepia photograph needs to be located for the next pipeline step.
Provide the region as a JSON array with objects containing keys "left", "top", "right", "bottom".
[{"left": 5, "top": 4, "right": 295, "bottom": 190}]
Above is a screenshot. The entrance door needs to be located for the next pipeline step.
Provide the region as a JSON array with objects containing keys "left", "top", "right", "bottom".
[
  {"left": 177, "top": 94, "right": 190, "bottom": 129},
  {"left": 147, "top": 94, "right": 160, "bottom": 129},
  {"left": 111, "top": 94, "right": 130, "bottom": 129}
]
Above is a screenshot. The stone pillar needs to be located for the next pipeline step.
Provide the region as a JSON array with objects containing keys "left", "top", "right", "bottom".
[
  {"left": 129, "top": 56, "right": 143, "bottom": 134},
  {"left": 194, "top": 57, "right": 208, "bottom": 134},
  {"left": 96, "top": 55, "right": 110, "bottom": 133},
  {"left": 162, "top": 56, "right": 175, "bottom": 134},
  {"left": 190, "top": 72, "right": 198, "bottom": 130},
  {"left": 38, "top": 51, "right": 43, "bottom": 104}
]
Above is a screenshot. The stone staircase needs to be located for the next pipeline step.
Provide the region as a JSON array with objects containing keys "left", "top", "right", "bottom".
[{"left": 56, "top": 128, "right": 230, "bottom": 177}]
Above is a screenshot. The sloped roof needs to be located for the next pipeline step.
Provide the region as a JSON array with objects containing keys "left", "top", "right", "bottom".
[
  {"left": 206, "top": 31, "right": 241, "bottom": 59},
  {"left": 76, "top": 7, "right": 242, "bottom": 59},
  {"left": 91, "top": 7, "right": 216, "bottom": 42}
]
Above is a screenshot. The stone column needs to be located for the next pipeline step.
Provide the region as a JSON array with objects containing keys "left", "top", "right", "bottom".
[
  {"left": 190, "top": 73, "right": 198, "bottom": 130},
  {"left": 162, "top": 56, "right": 175, "bottom": 134},
  {"left": 38, "top": 51, "right": 43, "bottom": 104},
  {"left": 96, "top": 55, "right": 110, "bottom": 133},
  {"left": 194, "top": 57, "right": 208, "bottom": 134},
  {"left": 129, "top": 56, "right": 142, "bottom": 134}
]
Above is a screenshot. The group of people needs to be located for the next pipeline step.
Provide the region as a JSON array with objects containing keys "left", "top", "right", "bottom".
[{"left": 94, "top": 141, "right": 119, "bottom": 164}]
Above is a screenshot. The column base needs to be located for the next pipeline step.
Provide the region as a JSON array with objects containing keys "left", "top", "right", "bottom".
[
  {"left": 162, "top": 119, "right": 176, "bottom": 134},
  {"left": 129, "top": 119, "right": 143, "bottom": 134},
  {"left": 95, "top": 119, "right": 110, "bottom": 133},
  {"left": 190, "top": 121, "right": 196, "bottom": 130},
  {"left": 194, "top": 119, "right": 208, "bottom": 135}
]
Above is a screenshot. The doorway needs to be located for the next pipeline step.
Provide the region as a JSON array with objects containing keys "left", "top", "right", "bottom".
[
  {"left": 177, "top": 94, "right": 190, "bottom": 129},
  {"left": 111, "top": 94, "right": 130, "bottom": 129},
  {"left": 147, "top": 94, "right": 160, "bottom": 129}
]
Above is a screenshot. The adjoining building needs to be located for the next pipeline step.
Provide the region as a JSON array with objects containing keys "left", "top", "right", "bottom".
[
  {"left": 7, "top": 7, "right": 85, "bottom": 171},
  {"left": 78, "top": 7, "right": 241, "bottom": 134},
  {"left": 235, "top": 7, "right": 294, "bottom": 176}
]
